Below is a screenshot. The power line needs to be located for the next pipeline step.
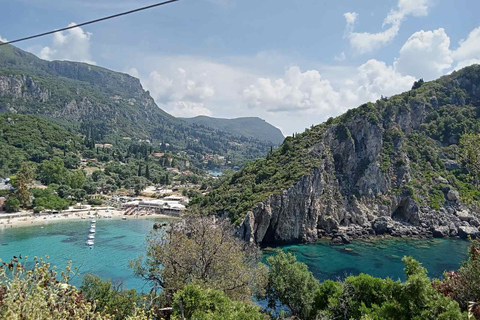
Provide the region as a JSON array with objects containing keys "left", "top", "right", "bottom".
[{"left": 0, "top": 0, "right": 180, "bottom": 46}]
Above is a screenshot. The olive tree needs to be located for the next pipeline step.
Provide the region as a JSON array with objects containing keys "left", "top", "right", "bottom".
[{"left": 130, "top": 216, "right": 268, "bottom": 302}]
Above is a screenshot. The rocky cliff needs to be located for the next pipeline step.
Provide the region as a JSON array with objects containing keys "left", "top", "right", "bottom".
[{"left": 194, "top": 66, "right": 480, "bottom": 244}]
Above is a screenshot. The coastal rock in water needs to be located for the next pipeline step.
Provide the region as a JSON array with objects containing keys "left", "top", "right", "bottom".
[
  {"left": 432, "top": 226, "right": 450, "bottom": 238},
  {"left": 458, "top": 226, "right": 480, "bottom": 239}
]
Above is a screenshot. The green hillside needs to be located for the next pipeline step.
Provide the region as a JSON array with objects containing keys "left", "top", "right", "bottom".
[
  {"left": 181, "top": 116, "right": 284, "bottom": 145},
  {"left": 0, "top": 44, "right": 271, "bottom": 168}
]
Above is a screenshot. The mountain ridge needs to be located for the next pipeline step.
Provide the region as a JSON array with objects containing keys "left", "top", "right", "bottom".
[
  {"left": 180, "top": 115, "right": 284, "bottom": 145},
  {"left": 0, "top": 44, "right": 272, "bottom": 168}
]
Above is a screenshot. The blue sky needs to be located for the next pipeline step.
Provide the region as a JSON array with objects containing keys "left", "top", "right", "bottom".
[{"left": 2, "top": 0, "right": 480, "bottom": 135}]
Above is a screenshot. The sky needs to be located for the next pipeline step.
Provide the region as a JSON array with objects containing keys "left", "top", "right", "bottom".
[{"left": 1, "top": 0, "right": 480, "bottom": 136}]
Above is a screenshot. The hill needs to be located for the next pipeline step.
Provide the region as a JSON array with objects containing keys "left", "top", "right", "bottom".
[
  {"left": 0, "top": 44, "right": 271, "bottom": 168},
  {"left": 0, "top": 113, "right": 85, "bottom": 176},
  {"left": 181, "top": 116, "right": 284, "bottom": 145},
  {"left": 191, "top": 65, "right": 480, "bottom": 244}
]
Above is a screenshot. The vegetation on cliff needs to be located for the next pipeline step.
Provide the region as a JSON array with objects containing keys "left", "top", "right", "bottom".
[{"left": 191, "top": 65, "right": 480, "bottom": 224}]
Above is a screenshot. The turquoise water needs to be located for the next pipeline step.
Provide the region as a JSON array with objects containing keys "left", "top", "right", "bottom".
[
  {"left": 264, "top": 238, "right": 470, "bottom": 282},
  {"left": 0, "top": 218, "right": 168, "bottom": 292},
  {"left": 0, "top": 220, "right": 471, "bottom": 293}
]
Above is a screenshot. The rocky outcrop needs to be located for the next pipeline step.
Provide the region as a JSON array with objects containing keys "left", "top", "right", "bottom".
[{"left": 237, "top": 83, "right": 480, "bottom": 244}]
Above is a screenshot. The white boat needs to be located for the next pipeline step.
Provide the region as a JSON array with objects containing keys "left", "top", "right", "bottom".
[
  {"left": 91, "top": 219, "right": 96, "bottom": 223},
  {"left": 122, "top": 217, "right": 127, "bottom": 220},
  {"left": 90, "top": 224, "right": 96, "bottom": 229},
  {"left": 88, "top": 233, "right": 95, "bottom": 239},
  {"left": 85, "top": 240, "right": 94, "bottom": 246},
  {"left": 89, "top": 228, "right": 96, "bottom": 233},
  {"left": 88, "top": 215, "right": 94, "bottom": 219}
]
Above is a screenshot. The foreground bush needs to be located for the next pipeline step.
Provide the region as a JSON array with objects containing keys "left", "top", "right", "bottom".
[
  {"left": 265, "top": 249, "right": 466, "bottom": 320},
  {"left": 0, "top": 257, "right": 149, "bottom": 320},
  {"left": 172, "top": 285, "right": 266, "bottom": 320},
  {"left": 434, "top": 240, "right": 480, "bottom": 319}
]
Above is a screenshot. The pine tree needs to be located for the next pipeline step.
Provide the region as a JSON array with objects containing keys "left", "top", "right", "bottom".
[{"left": 138, "top": 164, "right": 142, "bottom": 177}]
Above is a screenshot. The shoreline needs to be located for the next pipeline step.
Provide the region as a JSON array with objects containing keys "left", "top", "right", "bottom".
[{"left": 0, "top": 209, "right": 176, "bottom": 230}]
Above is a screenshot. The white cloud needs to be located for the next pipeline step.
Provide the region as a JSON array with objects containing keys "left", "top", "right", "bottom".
[
  {"left": 145, "top": 68, "right": 215, "bottom": 105},
  {"left": 39, "top": 23, "right": 95, "bottom": 64},
  {"left": 241, "top": 60, "right": 416, "bottom": 118},
  {"left": 168, "top": 101, "right": 212, "bottom": 118},
  {"left": 344, "top": 0, "right": 433, "bottom": 54},
  {"left": 344, "top": 12, "right": 358, "bottom": 30},
  {"left": 356, "top": 59, "right": 416, "bottom": 101},
  {"left": 126, "top": 67, "right": 140, "bottom": 78},
  {"left": 452, "top": 26, "right": 480, "bottom": 70},
  {"left": 242, "top": 66, "right": 342, "bottom": 114},
  {"left": 394, "top": 28, "right": 453, "bottom": 80}
]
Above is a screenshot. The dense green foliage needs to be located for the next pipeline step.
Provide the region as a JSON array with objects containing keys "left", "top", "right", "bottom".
[
  {"left": 181, "top": 116, "right": 285, "bottom": 145},
  {"left": 172, "top": 285, "right": 265, "bottom": 320},
  {"left": 192, "top": 65, "right": 480, "bottom": 223},
  {"left": 264, "top": 249, "right": 468, "bottom": 320},
  {"left": 0, "top": 114, "right": 84, "bottom": 176},
  {"left": 80, "top": 275, "right": 140, "bottom": 320},
  {"left": 0, "top": 44, "right": 271, "bottom": 168}
]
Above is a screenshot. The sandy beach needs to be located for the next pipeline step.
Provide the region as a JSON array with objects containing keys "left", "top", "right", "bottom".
[{"left": 0, "top": 208, "right": 175, "bottom": 229}]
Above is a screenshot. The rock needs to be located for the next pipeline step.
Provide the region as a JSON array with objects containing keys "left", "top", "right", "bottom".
[
  {"left": 372, "top": 217, "right": 392, "bottom": 235},
  {"left": 331, "top": 232, "right": 351, "bottom": 244},
  {"left": 432, "top": 226, "right": 449, "bottom": 238},
  {"left": 444, "top": 159, "right": 461, "bottom": 171},
  {"left": 330, "top": 236, "right": 345, "bottom": 245},
  {"left": 436, "top": 176, "right": 449, "bottom": 184},
  {"left": 471, "top": 219, "right": 480, "bottom": 227},
  {"left": 456, "top": 210, "right": 473, "bottom": 222},
  {"left": 458, "top": 226, "right": 480, "bottom": 239},
  {"left": 446, "top": 189, "right": 460, "bottom": 202}
]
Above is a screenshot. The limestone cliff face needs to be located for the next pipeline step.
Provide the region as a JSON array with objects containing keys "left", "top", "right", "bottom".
[{"left": 237, "top": 73, "right": 480, "bottom": 244}]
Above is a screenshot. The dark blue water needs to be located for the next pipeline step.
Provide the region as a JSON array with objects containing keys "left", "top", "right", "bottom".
[
  {"left": 0, "top": 220, "right": 471, "bottom": 293},
  {"left": 264, "top": 238, "right": 470, "bottom": 282}
]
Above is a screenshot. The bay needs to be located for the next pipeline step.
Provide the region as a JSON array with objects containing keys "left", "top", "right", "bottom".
[{"left": 0, "top": 220, "right": 471, "bottom": 293}]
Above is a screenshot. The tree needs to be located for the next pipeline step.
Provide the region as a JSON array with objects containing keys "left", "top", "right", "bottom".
[
  {"left": 80, "top": 275, "right": 139, "bottom": 320},
  {"left": 38, "top": 157, "right": 67, "bottom": 185},
  {"left": 130, "top": 216, "right": 268, "bottom": 302},
  {"left": 434, "top": 240, "right": 480, "bottom": 317},
  {"left": 145, "top": 163, "right": 150, "bottom": 180},
  {"left": 67, "top": 170, "right": 86, "bottom": 189},
  {"left": 460, "top": 133, "right": 480, "bottom": 186},
  {"left": 172, "top": 285, "right": 265, "bottom": 320},
  {"left": 4, "top": 197, "right": 20, "bottom": 213},
  {"left": 265, "top": 249, "right": 320, "bottom": 320},
  {"left": 14, "top": 162, "right": 34, "bottom": 208},
  {"left": 131, "top": 176, "right": 148, "bottom": 195}
]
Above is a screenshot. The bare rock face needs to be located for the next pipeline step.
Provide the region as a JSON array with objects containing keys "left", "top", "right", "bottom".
[{"left": 237, "top": 97, "right": 480, "bottom": 245}]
